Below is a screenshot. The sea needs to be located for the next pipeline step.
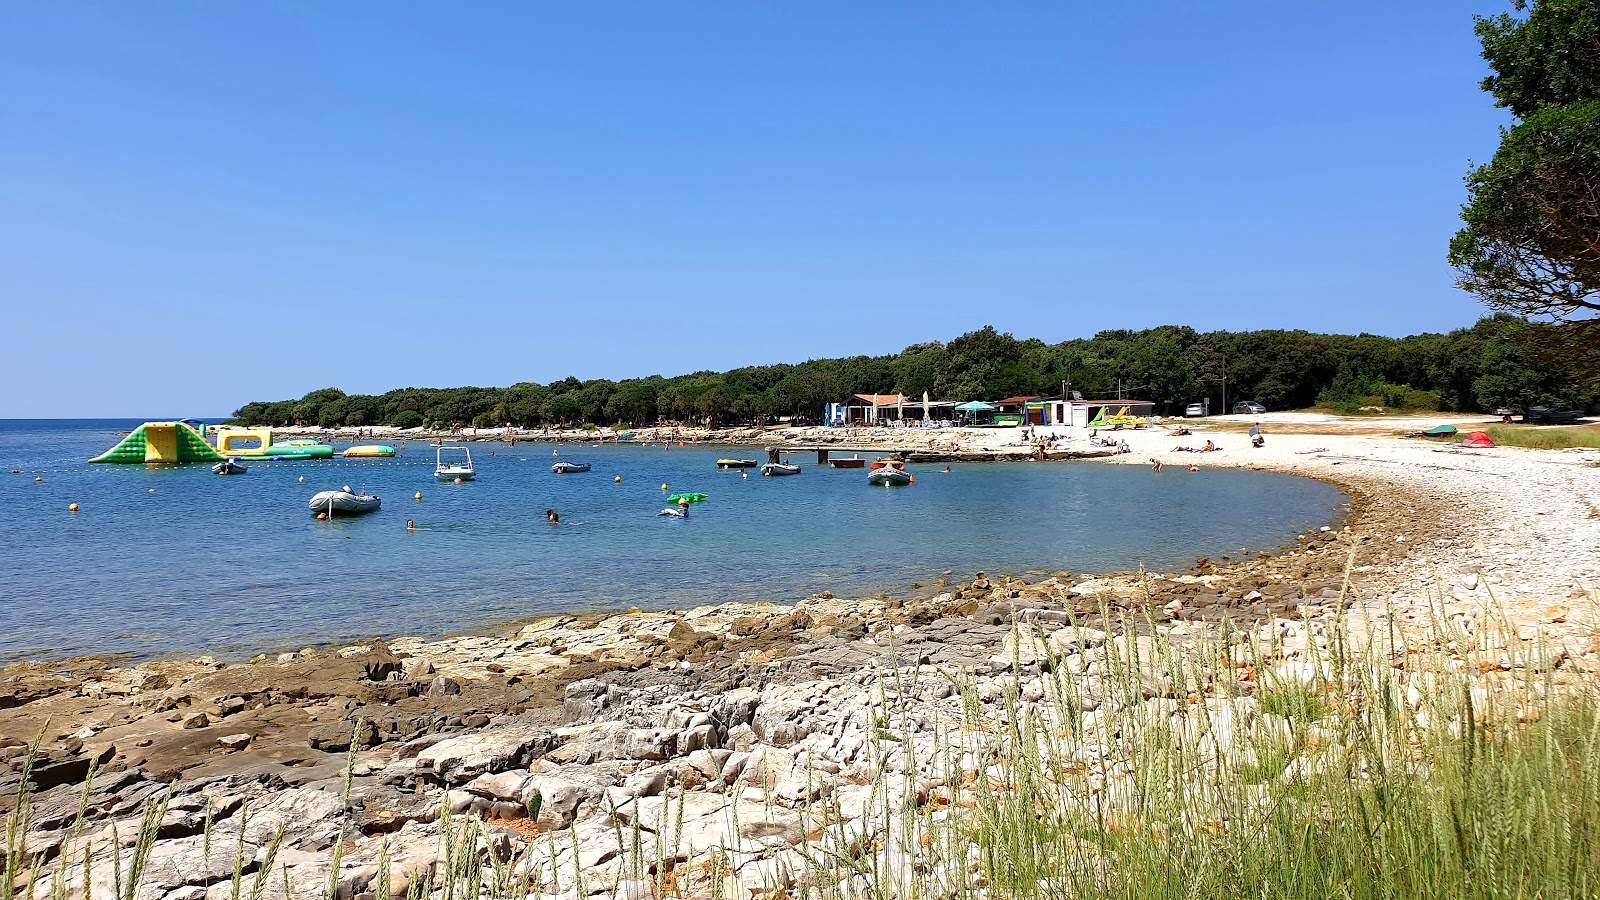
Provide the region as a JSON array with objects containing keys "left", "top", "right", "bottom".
[{"left": 0, "top": 419, "right": 1345, "bottom": 663}]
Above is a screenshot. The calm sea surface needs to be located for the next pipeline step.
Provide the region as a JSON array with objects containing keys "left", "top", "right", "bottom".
[{"left": 0, "top": 419, "right": 1344, "bottom": 662}]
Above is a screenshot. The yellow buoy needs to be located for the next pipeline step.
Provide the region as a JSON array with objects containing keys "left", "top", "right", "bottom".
[
  {"left": 661, "top": 483, "right": 669, "bottom": 491},
  {"left": 614, "top": 475, "right": 622, "bottom": 483},
  {"left": 68, "top": 503, "right": 79, "bottom": 512},
  {"left": 415, "top": 492, "right": 423, "bottom": 500},
  {"left": 298, "top": 476, "right": 305, "bottom": 483},
  {"left": 35, "top": 477, "right": 43, "bottom": 482}
]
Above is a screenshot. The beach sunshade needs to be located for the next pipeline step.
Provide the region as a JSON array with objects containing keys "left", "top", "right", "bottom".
[
  {"left": 1423, "top": 425, "right": 1458, "bottom": 436},
  {"left": 955, "top": 401, "right": 996, "bottom": 411}
]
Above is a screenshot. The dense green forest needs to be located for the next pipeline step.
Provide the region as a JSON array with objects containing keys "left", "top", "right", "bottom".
[{"left": 232, "top": 316, "right": 1596, "bottom": 429}]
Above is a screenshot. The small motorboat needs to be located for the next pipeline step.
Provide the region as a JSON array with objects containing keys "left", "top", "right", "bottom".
[
  {"left": 342, "top": 444, "right": 396, "bottom": 458},
  {"left": 717, "top": 459, "right": 758, "bottom": 469},
  {"left": 435, "top": 445, "right": 475, "bottom": 481},
  {"left": 760, "top": 462, "right": 801, "bottom": 477},
  {"left": 867, "top": 460, "right": 912, "bottom": 486},
  {"left": 868, "top": 458, "right": 897, "bottom": 470},
  {"left": 829, "top": 456, "right": 865, "bottom": 469},
  {"left": 212, "top": 458, "right": 248, "bottom": 476},
  {"left": 309, "top": 487, "right": 381, "bottom": 516},
  {"left": 552, "top": 461, "right": 591, "bottom": 474}
]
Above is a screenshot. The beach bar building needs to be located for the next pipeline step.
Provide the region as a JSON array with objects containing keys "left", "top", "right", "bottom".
[{"left": 826, "top": 393, "right": 959, "bottom": 426}]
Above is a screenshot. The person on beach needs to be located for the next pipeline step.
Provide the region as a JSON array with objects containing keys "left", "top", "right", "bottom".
[
  {"left": 1202, "top": 439, "right": 1216, "bottom": 452},
  {"left": 1250, "top": 424, "right": 1264, "bottom": 447},
  {"left": 1150, "top": 458, "right": 1163, "bottom": 473}
]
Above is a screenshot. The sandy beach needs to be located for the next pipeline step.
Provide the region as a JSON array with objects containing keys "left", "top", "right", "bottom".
[{"left": 4, "top": 417, "right": 1597, "bottom": 898}]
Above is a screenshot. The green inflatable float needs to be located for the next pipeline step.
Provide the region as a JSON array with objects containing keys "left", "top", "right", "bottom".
[
  {"left": 666, "top": 493, "right": 708, "bottom": 504},
  {"left": 90, "top": 422, "right": 225, "bottom": 464}
]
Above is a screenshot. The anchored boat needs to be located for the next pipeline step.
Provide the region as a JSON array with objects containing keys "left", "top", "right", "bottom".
[
  {"left": 828, "top": 456, "right": 865, "bottom": 469},
  {"left": 760, "top": 462, "right": 802, "bottom": 477},
  {"left": 212, "top": 458, "right": 248, "bottom": 476},
  {"left": 867, "top": 459, "right": 912, "bottom": 486},
  {"left": 309, "top": 487, "right": 381, "bottom": 516},
  {"left": 717, "top": 459, "right": 758, "bottom": 469},
  {"left": 552, "top": 461, "right": 591, "bottom": 474},
  {"left": 435, "top": 445, "right": 476, "bottom": 481}
]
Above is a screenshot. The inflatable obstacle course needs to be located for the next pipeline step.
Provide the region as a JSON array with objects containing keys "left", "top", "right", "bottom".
[
  {"left": 212, "top": 428, "right": 335, "bottom": 459},
  {"left": 90, "top": 422, "right": 227, "bottom": 464}
]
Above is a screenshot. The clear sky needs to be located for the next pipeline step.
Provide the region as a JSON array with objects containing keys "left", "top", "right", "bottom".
[{"left": 1, "top": 2, "right": 1509, "bottom": 418}]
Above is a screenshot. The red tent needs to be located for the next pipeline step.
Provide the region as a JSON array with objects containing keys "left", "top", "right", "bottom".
[{"left": 1461, "top": 431, "right": 1495, "bottom": 448}]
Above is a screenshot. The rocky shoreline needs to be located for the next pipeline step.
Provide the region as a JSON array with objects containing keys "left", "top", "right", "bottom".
[{"left": 6, "top": 427, "right": 1597, "bottom": 898}]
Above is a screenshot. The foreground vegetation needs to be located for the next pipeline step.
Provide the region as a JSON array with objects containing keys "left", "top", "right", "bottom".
[
  {"left": 232, "top": 315, "right": 1596, "bottom": 430},
  {"left": 1488, "top": 424, "right": 1600, "bottom": 450},
  {"left": 7, "top": 582, "right": 1597, "bottom": 899}
]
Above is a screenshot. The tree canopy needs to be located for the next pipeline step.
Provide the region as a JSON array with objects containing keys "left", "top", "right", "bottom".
[
  {"left": 231, "top": 318, "right": 1596, "bottom": 429},
  {"left": 1450, "top": 0, "right": 1600, "bottom": 323}
]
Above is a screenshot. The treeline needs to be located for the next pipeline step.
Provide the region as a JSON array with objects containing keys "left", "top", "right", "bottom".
[{"left": 232, "top": 316, "right": 1596, "bottom": 429}]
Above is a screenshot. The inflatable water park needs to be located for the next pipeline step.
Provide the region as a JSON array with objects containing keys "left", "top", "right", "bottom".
[{"left": 89, "top": 423, "right": 346, "bottom": 464}]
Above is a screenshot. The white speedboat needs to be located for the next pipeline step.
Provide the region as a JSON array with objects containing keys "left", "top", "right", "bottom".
[
  {"left": 867, "top": 460, "right": 912, "bottom": 486},
  {"left": 760, "top": 462, "right": 801, "bottom": 477},
  {"left": 309, "top": 487, "right": 381, "bottom": 516},
  {"left": 212, "top": 458, "right": 248, "bottom": 476},
  {"left": 435, "top": 445, "right": 475, "bottom": 481}
]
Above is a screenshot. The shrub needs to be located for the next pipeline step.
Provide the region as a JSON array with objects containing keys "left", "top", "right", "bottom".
[{"left": 390, "top": 410, "right": 423, "bottom": 429}]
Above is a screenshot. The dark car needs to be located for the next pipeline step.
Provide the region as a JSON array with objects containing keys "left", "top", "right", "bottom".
[{"left": 1232, "top": 401, "right": 1266, "bottom": 415}]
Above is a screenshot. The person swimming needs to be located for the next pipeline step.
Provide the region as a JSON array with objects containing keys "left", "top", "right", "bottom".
[
  {"left": 545, "top": 509, "right": 560, "bottom": 524},
  {"left": 406, "top": 519, "right": 415, "bottom": 530}
]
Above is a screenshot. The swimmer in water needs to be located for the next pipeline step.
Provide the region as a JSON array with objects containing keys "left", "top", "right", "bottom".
[
  {"left": 545, "top": 509, "right": 560, "bottom": 524},
  {"left": 943, "top": 466, "right": 952, "bottom": 473},
  {"left": 406, "top": 519, "right": 415, "bottom": 530}
]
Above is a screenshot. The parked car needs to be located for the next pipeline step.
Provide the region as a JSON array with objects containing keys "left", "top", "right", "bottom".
[
  {"left": 1232, "top": 401, "right": 1266, "bottom": 415},
  {"left": 1527, "top": 406, "right": 1585, "bottom": 425},
  {"left": 1184, "top": 403, "right": 1205, "bottom": 417}
]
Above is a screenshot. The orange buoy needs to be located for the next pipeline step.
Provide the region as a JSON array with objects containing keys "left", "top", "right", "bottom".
[
  {"left": 316, "top": 512, "right": 328, "bottom": 520},
  {"left": 454, "top": 477, "right": 463, "bottom": 484}
]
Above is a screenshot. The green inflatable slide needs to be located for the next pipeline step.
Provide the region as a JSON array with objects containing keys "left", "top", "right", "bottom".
[{"left": 90, "top": 422, "right": 227, "bottom": 464}]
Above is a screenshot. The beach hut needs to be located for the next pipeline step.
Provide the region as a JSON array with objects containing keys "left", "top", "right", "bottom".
[{"left": 994, "top": 396, "right": 1043, "bottom": 426}]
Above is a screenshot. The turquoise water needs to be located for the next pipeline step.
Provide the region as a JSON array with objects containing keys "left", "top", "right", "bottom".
[{"left": 0, "top": 420, "right": 1344, "bottom": 662}]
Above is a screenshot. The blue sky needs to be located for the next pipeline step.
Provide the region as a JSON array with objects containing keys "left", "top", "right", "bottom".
[{"left": 1, "top": 2, "right": 1509, "bottom": 417}]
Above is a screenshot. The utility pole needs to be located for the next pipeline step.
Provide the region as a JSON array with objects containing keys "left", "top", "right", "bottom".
[{"left": 1221, "top": 357, "right": 1228, "bottom": 414}]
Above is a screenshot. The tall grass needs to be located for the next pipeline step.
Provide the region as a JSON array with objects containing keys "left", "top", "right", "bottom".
[
  {"left": 1486, "top": 424, "right": 1600, "bottom": 450},
  {"left": 4, "top": 584, "right": 1597, "bottom": 899}
]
